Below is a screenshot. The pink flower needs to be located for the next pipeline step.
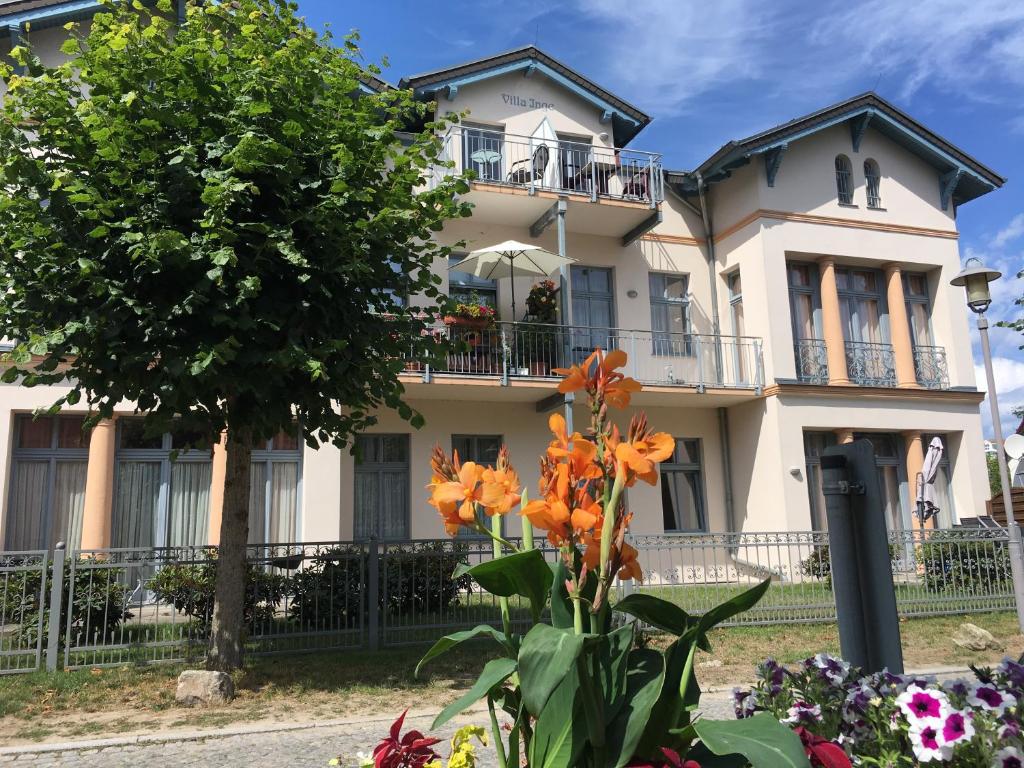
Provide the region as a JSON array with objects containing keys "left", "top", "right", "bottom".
[
  {"left": 939, "top": 710, "right": 973, "bottom": 745},
  {"left": 967, "top": 683, "right": 1014, "bottom": 713},
  {"left": 908, "top": 720, "right": 952, "bottom": 762},
  {"left": 896, "top": 685, "right": 950, "bottom": 722}
]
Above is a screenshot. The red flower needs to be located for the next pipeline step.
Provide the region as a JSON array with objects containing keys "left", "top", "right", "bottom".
[
  {"left": 793, "top": 727, "right": 851, "bottom": 768},
  {"left": 372, "top": 710, "right": 441, "bottom": 768},
  {"left": 626, "top": 748, "right": 700, "bottom": 767}
]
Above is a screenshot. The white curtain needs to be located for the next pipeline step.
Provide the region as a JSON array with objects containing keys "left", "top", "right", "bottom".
[
  {"left": 269, "top": 463, "right": 298, "bottom": 543},
  {"left": 354, "top": 468, "right": 408, "bottom": 539},
  {"left": 248, "top": 461, "right": 268, "bottom": 544},
  {"left": 5, "top": 461, "right": 48, "bottom": 550},
  {"left": 52, "top": 461, "right": 88, "bottom": 550},
  {"left": 353, "top": 470, "right": 379, "bottom": 540},
  {"left": 113, "top": 461, "right": 161, "bottom": 549},
  {"left": 168, "top": 462, "right": 212, "bottom": 547}
]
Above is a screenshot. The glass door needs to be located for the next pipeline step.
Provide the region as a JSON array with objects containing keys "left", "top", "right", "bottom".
[{"left": 570, "top": 266, "right": 615, "bottom": 363}]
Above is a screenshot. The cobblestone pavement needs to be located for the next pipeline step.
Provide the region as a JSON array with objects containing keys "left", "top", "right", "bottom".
[{"left": 0, "top": 696, "right": 738, "bottom": 767}]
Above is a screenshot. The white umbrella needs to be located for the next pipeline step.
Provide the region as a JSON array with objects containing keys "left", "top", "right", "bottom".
[
  {"left": 451, "top": 240, "right": 575, "bottom": 321},
  {"left": 916, "top": 436, "right": 945, "bottom": 523}
]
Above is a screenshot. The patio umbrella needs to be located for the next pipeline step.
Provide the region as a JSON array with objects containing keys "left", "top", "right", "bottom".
[
  {"left": 451, "top": 240, "right": 576, "bottom": 321},
  {"left": 916, "top": 436, "right": 945, "bottom": 524}
]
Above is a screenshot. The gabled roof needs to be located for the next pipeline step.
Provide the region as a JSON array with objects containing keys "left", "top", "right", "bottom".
[
  {"left": 668, "top": 92, "right": 1005, "bottom": 208},
  {"left": 399, "top": 45, "right": 651, "bottom": 146},
  {"left": 1, "top": 0, "right": 104, "bottom": 30}
]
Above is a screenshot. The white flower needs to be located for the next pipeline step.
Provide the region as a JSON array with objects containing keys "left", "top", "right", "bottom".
[
  {"left": 782, "top": 700, "right": 822, "bottom": 724},
  {"left": 896, "top": 685, "right": 951, "bottom": 723},
  {"left": 994, "top": 746, "right": 1024, "bottom": 768},
  {"left": 812, "top": 652, "right": 852, "bottom": 685},
  {"left": 908, "top": 719, "right": 952, "bottom": 763},
  {"left": 968, "top": 682, "right": 1015, "bottom": 713}
]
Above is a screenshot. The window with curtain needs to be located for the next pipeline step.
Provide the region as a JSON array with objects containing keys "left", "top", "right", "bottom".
[
  {"left": 864, "top": 159, "right": 882, "bottom": 208},
  {"left": 787, "top": 263, "right": 821, "bottom": 340},
  {"left": 728, "top": 271, "right": 747, "bottom": 382},
  {"left": 803, "top": 431, "right": 837, "bottom": 531},
  {"left": 835, "top": 154, "right": 854, "bottom": 204},
  {"left": 451, "top": 435, "right": 503, "bottom": 536},
  {"left": 903, "top": 272, "right": 933, "bottom": 347},
  {"left": 660, "top": 439, "right": 706, "bottom": 532},
  {"left": 354, "top": 434, "right": 409, "bottom": 540},
  {"left": 448, "top": 254, "right": 498, "bottom": 307},
  {"left": 921, "top": 433, "right": 955, "bottom": 528},
  {"left": 836, "top": 268, "right": 887, "bottom": 344},
  {"left": 248, "top": 428, "right": 302, "bottom": 544},
  {"left": 649, "top": 272, "right": 691, "bottom": 356},
  {"left": 854, "top": 432, "right": 910, "bottom": 532},
  {"left": 5, "top": 415, "right": 89, "bottom": 551},
  {"left": 113, "top": 419, "right": 212, "bottom": 549}
]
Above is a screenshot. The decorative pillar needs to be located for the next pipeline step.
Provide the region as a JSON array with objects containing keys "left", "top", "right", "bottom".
[
  {"left": 207, "top": 432, "right": 228, "bottom": 545},
  {"left": 819, "top": 258, "right": 851, "bottom": 385},
  {"left": 884, "top": 264, "right": 920, "bottom": 388},
  {"left": 80, "top": 418, "right": 117, "bottom": 550},
  {"left": 903, "top": 430, "right": 929, "bottom": 529},
  {"left": 834, "top": 428, "right": 855, "bottom": 445}
]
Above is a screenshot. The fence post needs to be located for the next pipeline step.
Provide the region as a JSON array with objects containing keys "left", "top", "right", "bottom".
[
  {"left": 367, "top": 537, "right": 380, "bottom": 652},
  {"left": 1005, "top": 522, "right": 1024, "bottom": 633},
  {"left": 45, "top": 542, "right": 66, "bottom": 673}
]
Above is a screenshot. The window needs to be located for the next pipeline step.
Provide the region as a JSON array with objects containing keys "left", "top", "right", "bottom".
[
  {"left": 835, "top": 154, "right": 854, "bottom": 204},
  {"left": 112, "top": 419, "right": 213, "bottom": 549},
  {"left": 803, "top": 432, "right": 837, "bottom": 531},
  {"left": 787, "top": 262, "right": 826, "bottom": 382},
  {"left": 853, "top": 432, "right": 910, "bottom": 532},
  {"left": 649, "top": 273, "right": 691, "bottom": 356},
  {"left": 462, "top": 125, "right": 503, "bottom": 182},
  {"left": 249, "top": 428, "right": 302, "bottom": 544},
  {"left": 729, "top": 272, "right": 748, "bottom": 383},
  {"left": 903, "top": 272, "right": 932, "bottom": 347},
  {"left": 864, "top": 159, "right": 882, "bottom": 208},
  {"left": 920, "top": 434, "right": 954, "bottom": 528},
  {"left": 5, "top": 415, "right": 89, "bottom": 551},
  {"left": 660, "top": 439, "right": 706, "bottom": 532},
  {"left": 557, "top": 135, "right": 591, "bottom": 192},
  {"left": 451, "top": 435, "right": 503, "bottom": 536},
  {"left": 354, "top": 434, "right": 409, "bottom": 540},
  {"left": 836, "top": 268, "right": 887, "bottom": 344},
  {"left": 449, "top": 254, "right": 498, "bottom": 308}
]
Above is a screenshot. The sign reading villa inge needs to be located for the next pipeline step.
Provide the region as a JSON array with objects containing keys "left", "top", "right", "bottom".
[{"left": 501, "top": 93, "right": 554, "bottom": 111}]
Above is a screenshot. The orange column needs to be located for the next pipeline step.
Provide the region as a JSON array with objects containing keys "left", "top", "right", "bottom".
[
  {"left": 207, "top": 432, "right": 228, "bottom": 545},
  {"left": 884, "top": 264, "right": 920, "bottom": 389},
  {"left": 903, "top": 430, "right": 929, "bottom": 529},
  {"left": 80, "top": 418, "right": 117, "bottom": 550},
  {"left": 819, "top": 258, "right": 851, "bottom": 385},
  {"left": 834, "top": 428, "right": 855, "bottom": 445}
]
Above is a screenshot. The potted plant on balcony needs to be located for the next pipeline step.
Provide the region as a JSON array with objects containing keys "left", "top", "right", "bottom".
[
  {"left": 443, "top": 293, "right": 497, "bottom": 331},
  {"left": 520, "top": 280, "right": 559, "bottom": 376}
]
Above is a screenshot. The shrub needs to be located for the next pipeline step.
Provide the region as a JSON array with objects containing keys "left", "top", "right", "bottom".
[
  {"left": 800, "top": 543, "right": 900, "bottom": 588},
  {"left": 0, "top": 555, "right": 130, "bottom": 646},
  {"left": 148, "top": 557, "right": 289, "bottom": 631},
  {"left": 917, "top": 539, "right": 1011, "bottom": 593}
]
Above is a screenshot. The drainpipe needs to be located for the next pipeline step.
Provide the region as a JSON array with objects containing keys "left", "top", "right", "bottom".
[
  {"left": 695, "top": 173, "right": 724, "bottom": 384},
  {"left": 718, "top": 407, "right": 737, "bottom": 533},
  {"left": 556, "top": 198, "right": 574, "bottom": 434}
]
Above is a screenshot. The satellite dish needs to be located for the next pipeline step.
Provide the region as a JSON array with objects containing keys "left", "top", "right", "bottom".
[{"left": 1006, "top": 434, "right": 1024, "bottom": 460}]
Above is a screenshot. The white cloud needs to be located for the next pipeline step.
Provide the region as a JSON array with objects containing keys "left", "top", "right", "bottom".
[
  {"left": 974, "top": 357, "right": 1024, "bottom": 439},
  {"left": 992, "top": 213, "right": 1024, "bottom": 248}
]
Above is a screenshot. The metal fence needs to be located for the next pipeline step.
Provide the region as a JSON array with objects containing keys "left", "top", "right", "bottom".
[{"left": 0, "top": 527, "right": 1016, "bottom": 674}]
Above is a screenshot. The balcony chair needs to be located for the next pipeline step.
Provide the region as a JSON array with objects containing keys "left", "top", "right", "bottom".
[
  {"left": 621, "top": 164, "right": 649, "bottom": 199},
  {"left": 507, "top": 144, "right": 550, "bottom": 186}
]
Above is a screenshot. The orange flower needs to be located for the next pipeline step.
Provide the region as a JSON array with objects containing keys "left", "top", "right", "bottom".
[
  {"left": 581, "top": 532, "right": 642, "bottom": 582},
  {"left": 545, "top": 413, "right": 601, "bottom": 481},
  {"left": 481, "top": 446, "right": 522, "bottom": 515},
  {"left": 614, "top": 413, "right": 674, "bottom": 486},
  {"left": 616, "top": 541, "right": 642, "bottom": 581},
  {"left": 552, "top": 348, "right": 642, "bottom": 409}
]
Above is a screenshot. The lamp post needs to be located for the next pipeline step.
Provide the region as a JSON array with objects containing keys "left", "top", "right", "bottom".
[{"left": 952, "top": 257, "right": 1024, "bottom": 630}]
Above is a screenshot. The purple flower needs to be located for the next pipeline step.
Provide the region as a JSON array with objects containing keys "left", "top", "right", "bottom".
[
  {"left": 843, "top": 683, "right": 875, "bottom": 721},
  {"left": 782, "top": 700, "right": 822, "bottom": 725},
  {"left": 996, "top": 746, "right": 1024, "bottom": 768},
  {"left": 999, "top": 660, "right": 1024, "bottom": 691},
  {"left": 908, "top": 720, "right": 952, "bottom": 763},
  {"left": 733, "top": 688, "right": 758, "bottom": 719},
  {"left": 896, "top": 685, "right": 950, "bottom": 722},
  {"left": 943, "top": 679, "right": 970, "bottom": 698},
  {"left": 812, "top": 653, "right": 851, "bottom": 686},
  {"left": 968, "top": 683, "right": 1014, "bottom": 713},
  {"left": 939, "top": 710, "right": 974, "bottom": 745},
  {"left": 999, "top": 714, "right": 1021, "bottom": 740}
]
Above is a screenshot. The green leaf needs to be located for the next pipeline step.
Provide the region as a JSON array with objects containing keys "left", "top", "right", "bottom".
[
  {"left": 455, "top": 548, "right": 552, "bottom": 621},
  {"left": 636, "top": 639, "right": 698, "bottom": 757},
  {"left": 613, "top": 593, "right": 696, "bottom": 636},
  {"left": 518, "top": 624, "right": 586, "bottom": 716},
  {"left": 605, "top": 649, "right": 666, "bottom": 768},
  {"left": 86, "top": 225, "right": 109, "bottom": 238},
  {"left": 415, "top": 624, "right": 508, "bottom": 677},
  {"left": 693, "top": 579, "right": 771, "bottom": 638},
  {"left": 598, "top": 624, "right": 634, "bottom": 720},
  {"left": 693, "top": 714, "right": 811, "bottom": 768},
  {"left": 529, "top": 665, "right": 586, "bottom": 768},
  {"left": 431, "top": 657, "right": 516, "bottom": 730}
]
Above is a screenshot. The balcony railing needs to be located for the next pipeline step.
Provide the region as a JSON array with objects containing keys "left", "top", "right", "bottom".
[
  {"left": 793, "top": 339, "right": 829, "bottom": 384},
  {"left": 408, "top": 322, "right": 762, "bottom": 391},
  {"left": 845, "top": 341, "right": 896, "bottom": 387},
  {"left": 913, "top": 345, "right": 949, "bottom": 390},
  {"left": 432, "top": 126, "right": 664, "bottom": 206}
]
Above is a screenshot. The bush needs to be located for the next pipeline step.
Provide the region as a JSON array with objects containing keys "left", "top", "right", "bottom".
[
  {"left": 0, "top": 555, "right": 130, "bottom": 646},
  {"left": 800, "top": 543, "right": 900, "bottom": 588},
  {"left": 917, "top": 539, "right": 1011, "bottom": 593},
  {"left": 287, "top": 541, "right": 472, "bottom": 628},
  {"left": 148, "top": 556, "right": 289, "bottom": 631}
]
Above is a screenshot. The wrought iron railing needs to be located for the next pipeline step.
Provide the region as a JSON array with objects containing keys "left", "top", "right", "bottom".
[
  {"left": 913, "top": 345, "right": 949, "bottom": 390},
  {"left": 845, "top": 340, "right": 896, "bottom": 387},
  {"left": 413, "top": 321, "right": 763, "bottom": 390},
  {"left": 432, "top": 126, "right": 664, "bottom": 206},
  {"left": 793, "top": 339, "right": 829, "bottom": 383}
]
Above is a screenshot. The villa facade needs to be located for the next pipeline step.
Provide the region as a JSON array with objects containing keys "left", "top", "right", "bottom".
[{"left": 0, "top": 1, "right": 1006, "bottom": 551}]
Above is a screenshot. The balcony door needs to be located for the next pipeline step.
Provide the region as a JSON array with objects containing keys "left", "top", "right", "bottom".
[{"left": 571, "top": 266, "right": 615, "bottom": 360}]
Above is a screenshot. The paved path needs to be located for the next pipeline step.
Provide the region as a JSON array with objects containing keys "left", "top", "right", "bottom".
[{"left": 0, "top": 695, "right": 738, "bottom": 767}]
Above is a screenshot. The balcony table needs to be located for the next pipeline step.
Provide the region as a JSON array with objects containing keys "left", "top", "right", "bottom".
[{"left": 575, "top": 159, "right": 617, "bottom": 197}]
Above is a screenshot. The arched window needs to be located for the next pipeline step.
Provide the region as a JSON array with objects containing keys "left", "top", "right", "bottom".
[
  {"left": 864, "top": 159, "right": 881, "bottom": 208},
  {"left": 835, "top": 154, "right": 853, "bottom": 204}
]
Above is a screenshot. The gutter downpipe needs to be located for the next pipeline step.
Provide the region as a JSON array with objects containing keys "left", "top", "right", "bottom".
[{"left": 695, "top": 173, "right": 737, "bottom": 536}]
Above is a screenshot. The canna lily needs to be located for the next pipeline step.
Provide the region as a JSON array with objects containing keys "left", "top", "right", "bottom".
[
  {"left": 481, "top": 446, "right": 522, "bottom": 515},
  {"left": 553, "top": 348, "right": 641, "bottom": 409},
  {"left": 614, "top": 413, "right": 674, "bottom": 486},
  {"left": 545, "top": 413, "right": 602, "bottom": 480},
  {"left": 427, "top": 446, "right": 516, "bottom": 534}
]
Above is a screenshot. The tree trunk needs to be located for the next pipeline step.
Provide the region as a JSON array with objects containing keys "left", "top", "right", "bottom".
[{"left": 207, "top": 427, "right": 252, "bottom": 672}]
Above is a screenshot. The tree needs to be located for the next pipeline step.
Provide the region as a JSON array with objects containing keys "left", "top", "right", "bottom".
[
  {"left": 0, "top": 0, "right": 470, "bottom": 670},
  {"left": 988, "top": 452, "right": 1004, "bottom": 499}
]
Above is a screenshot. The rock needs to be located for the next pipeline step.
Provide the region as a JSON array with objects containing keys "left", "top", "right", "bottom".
[
  {"left": 175, "top": 670, "right": 235, "bottom": 706},
  {"left": 698, "top": 659, "right": 723, "bottom": 668},
  {"left": 951, "top": 623, "right": 1004, "bottom": 652}
]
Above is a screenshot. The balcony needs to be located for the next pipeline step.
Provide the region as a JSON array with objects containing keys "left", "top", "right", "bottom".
[
  {"left": 794, "top": 339, "right": 829, "bottom": 384},
  {"left": 406, "top": 322, "right": 763, "bottom": 392},
  {"left": 913, "top": 345, "right": 950, "bottom": 390},
  {"left": 431, "top": 127, "right": 664, "bottom": 239},
  {"left": 844, "top": 341, "right": 896, "bottom": 387}
]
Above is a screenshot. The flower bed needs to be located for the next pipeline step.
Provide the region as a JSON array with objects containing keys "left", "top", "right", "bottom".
[{"left": 734, "top": 653, "right": 1024, "bottom": 766}]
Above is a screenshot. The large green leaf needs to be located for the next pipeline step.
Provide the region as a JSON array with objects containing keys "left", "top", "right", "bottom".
[
  {"left": 529, "top": 665, "right": 587, "bottom": 768},
  {"left": 693, "top": 579, "right": 771, "bottom": 638},
  {"left": 598, "top": 624, "right": 635, "bottom": 721},
  {"left": 604, "top": 649, "right": 666, "bottom": 768},
  {"left": 455, "top": 549, "right": 553, "bottom": 620},
  {"left": 431, "top": 657, "right": 517, "bottom": 730},
  {"left": 415, "top": 624, "right": 509, "bottom": 677},
  {"left": 518, "top": 624, "right": 587, "bottom": 716},
  {"left": 636, "top": 638, "right": 699, "bottom": 757},
  {"left": 549, "top": 559, "right": 574, "bottom": 629},
  {"left": 613, "top": 593, "right": 695, "bottom": 636},
  {"left": 693, "top": 714, "right": 811, "bottom": 768}
]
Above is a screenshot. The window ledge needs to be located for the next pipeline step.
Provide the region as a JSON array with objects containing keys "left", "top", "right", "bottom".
[
  {"left": 867, "top": 206, "right": 887, "bottom": 212},
  {"left": 837, "top": 202, "right": 859, "bottom": 209}
]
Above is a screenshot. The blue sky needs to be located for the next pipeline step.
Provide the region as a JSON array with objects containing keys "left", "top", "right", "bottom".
[{"left": 299, "top": 0, "right": 1023, "bottom": 438}]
